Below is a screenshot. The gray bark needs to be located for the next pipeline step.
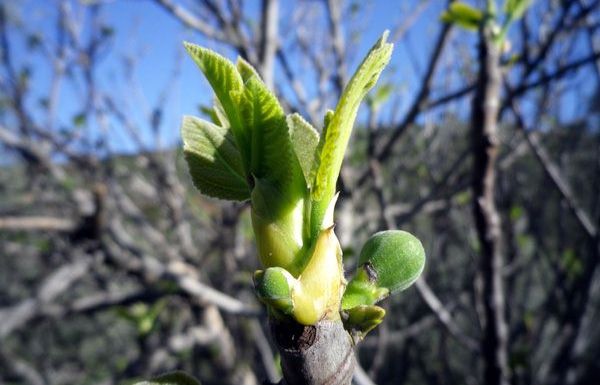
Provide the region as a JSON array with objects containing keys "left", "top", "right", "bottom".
[
  {"left": 471, "top": 20, "right": 510, "bottom": 385},
  {"left": 269, "top": 319, "right": 355, "bottom": 385}
]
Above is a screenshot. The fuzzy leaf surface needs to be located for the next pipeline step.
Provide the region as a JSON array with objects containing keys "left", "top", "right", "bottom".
[
  {"left": 182, "top": 116, "right": 249, "bottom": 201},
  {"left": 310, "top": 31, "right": 393, "bottom": 235},
  {"left": 288, "top": 113, "right": 319, "bottom": 187},
  {"left": 238, "top": 76, "right": 305, "bottom": 201}
]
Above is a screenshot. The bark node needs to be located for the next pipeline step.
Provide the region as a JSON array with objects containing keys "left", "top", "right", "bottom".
[{"left": 270, "top": 319, "right": 355, "bottom": 385}]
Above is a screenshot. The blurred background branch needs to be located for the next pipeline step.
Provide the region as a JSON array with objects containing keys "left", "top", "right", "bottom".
[{"left": 1, "top": 1, "right": 599, "bottom": 385}]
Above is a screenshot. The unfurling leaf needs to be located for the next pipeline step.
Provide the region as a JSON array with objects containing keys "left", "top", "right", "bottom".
[
  {"left": 323, "top": 109, "right": 335, "bottom": 129},
  {"left": 236, "top": 56, "right": 260, "bottom": 82},
  {"left": 182, "top": 116, "right": 249, "bottom": 201},
  {"left": 310, "top": 31, "right": 393, "bottom": 236},
  {"left": 239, "top": 74, "right": 308, "bottom": 274}
]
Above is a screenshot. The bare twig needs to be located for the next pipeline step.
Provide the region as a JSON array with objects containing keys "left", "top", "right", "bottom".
[
  {"left": 415, "top": 278, "right": 478, "bottom": 351},
  {"left": 0, "top": 216, "right": 75, "bottom": 232},
  {"left": 355, "top": 24, "right": 453, "bottom": 188},
  {"left": 0, "top": 258, "right": 92, "bottom": 339},
  {"left": 471, "top": 21, "right": 509, "bottom": 385},
  {"left": 0, "top": 350, "right": 46, "bottom": 385}
]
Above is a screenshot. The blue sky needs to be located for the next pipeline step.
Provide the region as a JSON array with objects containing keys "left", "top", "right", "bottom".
[{"left": 4, "top": 1, "right": 596, "bottom": 156}]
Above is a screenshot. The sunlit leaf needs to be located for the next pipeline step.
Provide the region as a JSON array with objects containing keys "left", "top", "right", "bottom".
[
  {"left": 287, "top": 113, "right": 319, "bottom": 187},
  {"left": 181, "top": 115, "right": 249, "bottom": 201},
  {"left": 238, "top": 75, "right": 304, "bottom": 194},
  {"left": 236, "top": 57, "right": 260, "bottom": 82},
  {"left": 183, "top": 42, "right": 249, "bottom": 167},
  {"left": 310, "top": 31, "right": 393, "bottom": 235}
]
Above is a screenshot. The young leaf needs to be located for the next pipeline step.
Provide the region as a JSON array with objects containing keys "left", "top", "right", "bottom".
[
  {"left": 238, "top": 75, "right": 304, "bottom": 195},
  {"left": 182, "top": 115, "right": 250, "bottom": 201},
  {"left": 183, "top": 42, "right": 249, "bottom": 168},
  {"left": 308, "top": 109, "right": 334, "bottom": 190},
  {"left": 440, "top": 2, "right": 484, "bottom": 31},
  {"left": 310, "top": 31, "right": 393, "bottom": 235},
  {"left": 236, "top": 56, "right": 261, "bottom": 82},
  {"left": 287, "top": 113, "right": 319, "bottom": 187}
]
